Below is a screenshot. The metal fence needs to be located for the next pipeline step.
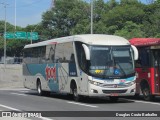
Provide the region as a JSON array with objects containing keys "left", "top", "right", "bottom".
[{"left": 0, "top": 57, "right": 23, "bottom": 64}]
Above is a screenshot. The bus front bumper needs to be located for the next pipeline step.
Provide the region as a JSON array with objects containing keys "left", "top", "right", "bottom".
[{"left": 88, "top": 83, "right": 136, "bottom": 97}]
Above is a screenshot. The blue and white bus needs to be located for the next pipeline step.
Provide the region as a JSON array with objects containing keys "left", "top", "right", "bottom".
[{"left": 23, "top": 34, "right": 138, "bottom": 101}]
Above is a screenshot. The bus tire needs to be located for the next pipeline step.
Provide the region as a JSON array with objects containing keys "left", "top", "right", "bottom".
[
  {"left": 109, "top": 96, "right": 119, "bottom": 102},
  {"left": 141, "top": 83, "right": 154, "bottom": 101},
  {"left": 72, "top": 85, "right": 82, "bottom": 102},
  {"left": 37, "top": 81, "right": 44, "bottom": 96}
]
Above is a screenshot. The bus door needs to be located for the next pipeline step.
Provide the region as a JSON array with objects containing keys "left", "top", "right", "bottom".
[{"left": 152, "top": 50, "right": 160, "bottom": 94}]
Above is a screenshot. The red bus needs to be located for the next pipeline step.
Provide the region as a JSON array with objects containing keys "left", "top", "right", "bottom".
[{"left": 129, "top": 38, "right": 160, "bottom": 101}]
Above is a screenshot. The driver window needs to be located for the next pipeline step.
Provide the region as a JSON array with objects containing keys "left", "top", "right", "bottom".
[{"left": 75, "top": 42, "right": 88, "bottom": 72}]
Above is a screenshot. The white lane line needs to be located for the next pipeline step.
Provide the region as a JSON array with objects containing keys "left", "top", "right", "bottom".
[
  {"left": 0, "top": 104, "right": 53, "bottom": 120},
  {"left": 40, "top": 117, "right": 54, "bottom": 120},
  {"left": 67, "top": 101, "right": 98, "bottom": 108},
  {"left": 11, "top": 93, "right": 28, "bottom": 96},
  {"left": 123, "top": 98, "right": 160, "bottom": 106},
  {"left": 134, "top": 100, "right": 160, "bottom": 106},
  {"left": 19, "top": 91, "right": 30, "bottom": 93},
  {"left": 0, "top": 104, "right": 20, "bottom": 111},
  {"left": 0, "top": 88, "right": 29, "bottom": 91}
]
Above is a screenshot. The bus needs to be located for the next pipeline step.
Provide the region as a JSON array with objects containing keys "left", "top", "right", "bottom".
[
  {"left": 23, "top": 34, "right": 138, "bottom": 102},
  {"left": 129, "top": 38, "right": 160, "bottom": 101}
]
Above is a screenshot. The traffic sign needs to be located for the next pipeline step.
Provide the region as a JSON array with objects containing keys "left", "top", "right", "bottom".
[
  {"left": 27, "top": 32, "right": 38, "bottom": 40},
  {"left": 3, "top": 31, "right": 39, "bottom": 40},
  {"left": 4, "top": 32, "right": 15, "bottom": 39},
  {"left": 15, "top": 31, "right": 27, "bottom": 39}
]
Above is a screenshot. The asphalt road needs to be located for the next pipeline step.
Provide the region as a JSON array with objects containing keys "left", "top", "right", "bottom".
[{"left": 0, "top": 88, "right": 160, "bottom": 120}]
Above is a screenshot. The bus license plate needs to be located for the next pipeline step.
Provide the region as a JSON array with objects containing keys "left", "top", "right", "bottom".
[{"left": 110, "top": 93, "right": 118, "bottom": 96}]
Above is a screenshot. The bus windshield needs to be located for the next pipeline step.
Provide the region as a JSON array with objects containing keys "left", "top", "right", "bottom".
[{"left": 89, "top": 45, "right": 134, "bottom": 79}]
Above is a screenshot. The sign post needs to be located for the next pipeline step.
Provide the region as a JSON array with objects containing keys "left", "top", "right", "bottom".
[{"left": 27, "top": 32, "right": 38, "bottom": 44}]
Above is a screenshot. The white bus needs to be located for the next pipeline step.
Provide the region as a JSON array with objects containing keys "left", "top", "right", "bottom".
[{"left": 23, "top": 34, "right": 138, "bottom": 102}]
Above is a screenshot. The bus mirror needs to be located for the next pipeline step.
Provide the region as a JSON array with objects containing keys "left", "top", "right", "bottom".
[
  {"left": 131, "top": 45, "right": 138, "bottom": 60},
  {"left": 82, "top": 44, "right": 90, "bottom": 60}
]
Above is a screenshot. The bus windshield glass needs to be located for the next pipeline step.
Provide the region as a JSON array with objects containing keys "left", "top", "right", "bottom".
[{"left": 89, "top": 45, "right": 134, "bottom": 78}]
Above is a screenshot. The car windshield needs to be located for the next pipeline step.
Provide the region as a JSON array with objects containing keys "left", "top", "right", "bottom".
[{"left": 89, "top": 45, "right": 135, "bottom": 79}]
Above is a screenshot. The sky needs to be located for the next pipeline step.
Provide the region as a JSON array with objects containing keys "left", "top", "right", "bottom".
[
  {"left": 0, "top": 0, "right": 149, "bottom": 28},
  {"left": 0, "top": 0, "right": 51, "bottom": 27}
]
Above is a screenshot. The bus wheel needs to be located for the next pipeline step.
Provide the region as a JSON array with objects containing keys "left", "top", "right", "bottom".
[
  {"left": 37, "top": 81, "right": 43, "bottom": 96},
  {"left": 141, "top": 85, "right": 154, "bottom": 101},
  {"left": 109, "top": 97, "right": 119, "bottom": 102},
  {"left": 72, "top": 87, "right": 82, "bottom": 102}
]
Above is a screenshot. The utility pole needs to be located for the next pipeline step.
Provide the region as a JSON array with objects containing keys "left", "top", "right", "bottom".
[
  {"left": 91, "top": 0, "right": 93, "bottom": 34},
  {"left": 15, "top": 0, "right": 17, "bottom": 30},
  {"left": 31, "top": 23, "right": 40, "bottom": 44},
  {"left": 1, "top": 3, "right": 9, "bottom": 68}
]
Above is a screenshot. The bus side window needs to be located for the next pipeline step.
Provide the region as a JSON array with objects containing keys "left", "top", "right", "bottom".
[
  {"left": 45, "top": 45, "right": 55, "bottom": 63},
  {"left": 136, "top": 48, "right": 150, "bottom": 67},
  {"left": 49, "top": 47, "right": 55, "bottom": 63},
  {"left": 75, "top": 41, "right": 88, "bottom": 73},
  {"left": 40, "top": 46, "right": 46, "bottom": 63},
  {"left": 136, "top": 60, "right": 141, "bottom": 67},
  {"left": 55, "top": 44, "right": 64, "bottom": 63},
  {"left": 70, "top": 54, "right": 75, "bottom": 63}
]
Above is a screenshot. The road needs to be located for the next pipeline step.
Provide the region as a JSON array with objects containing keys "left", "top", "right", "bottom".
[{"left": 0, "top": 88, "right": 160, "bottom": 120}]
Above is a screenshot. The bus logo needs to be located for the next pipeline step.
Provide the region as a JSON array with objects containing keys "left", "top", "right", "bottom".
[{"left": 45, "top": 65, "right": 56, "bottom": 81}]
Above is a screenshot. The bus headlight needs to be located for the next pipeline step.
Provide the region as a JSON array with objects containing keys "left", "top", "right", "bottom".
[
  {"left": 125, "top": 80, "right": 136, "bottom": 86},
  {"left": 89, "top": 80, "right": 101, "bottom": 86}
]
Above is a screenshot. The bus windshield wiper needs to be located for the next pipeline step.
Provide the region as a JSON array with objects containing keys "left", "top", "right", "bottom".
[
  {"left": 114, "top": 58, "right": 126, "bottom": 77},
  {"left": 111, "top": 51, "right": 126, "bottom": 77}
]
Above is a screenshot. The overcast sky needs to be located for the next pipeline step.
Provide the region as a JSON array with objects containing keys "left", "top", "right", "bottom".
[{"left": 0, "top": 0, "right": 149, "bottom": 28}]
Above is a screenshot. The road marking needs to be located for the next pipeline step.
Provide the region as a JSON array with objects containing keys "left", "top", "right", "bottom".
[
  {"left": 123, "top": 98, "right": 160, "bottom": 106},
  {"left": 40, "top": 117, "right": 54, "bottom": 120},
  {"left": 11, "top": 93, "right": 28, "bottom": 96},
  {"left": 67, "top": 101, "right": 98, "bottom": 108},
  {"left": 0, "top": 104, "right": 53, "bottom": 120},
  {"left": 0, "top": 88, "right": 29, "bottom": 91},
  {"left": 0, "top": 104, "right": 20, "bottom": 111},
  {"left": 134, "top": 100, "right": 160, "bottom": 106},
  {"left": 19, "top": 90, "right": 30, "bottom": 93}
]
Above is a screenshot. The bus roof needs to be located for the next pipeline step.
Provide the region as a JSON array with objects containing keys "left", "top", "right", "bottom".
[
  {"left": 24, "top": 34, "right": 130, "bottom": 49},
  {"left": 129, "top": 38, "right": 160, "bottom": 47}
]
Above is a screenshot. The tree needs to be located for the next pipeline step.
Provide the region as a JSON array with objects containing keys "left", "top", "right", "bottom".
[
  {"left": 41, "top": 0, "right": 90, "bottom": 38},
  {"left": 0, "top": 20, "right": 29, "bottom": 57},
  {"left": 106, "top": 0, "right": 119, "bottom": 10},
  {"left": 103, "top": 0, "right": 145, "bottom": 34},
  {"left": 142, "top": 2, "right": 160, "bottom": 37},
  {"left": 114, "top": 21, "right": 145, "bottom": 39}
]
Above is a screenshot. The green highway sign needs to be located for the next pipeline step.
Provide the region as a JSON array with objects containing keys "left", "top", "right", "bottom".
[
  {"left": 15, "top": 31, "right": 27, "bottom": 39},
  {"left": 3, "top": 31, "right": 39, "bottom": 40},
  {"left": 27, "top": 32, "right": 38, "bottom": 40},
  {"left": 4, "top": 32, "right": 15, "bottom": 39}
]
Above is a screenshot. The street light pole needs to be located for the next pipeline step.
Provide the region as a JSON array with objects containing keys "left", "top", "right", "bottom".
[
  {"left": 91, "top": 0, "right": 93, "bottom": 34},
  {"left": 15, "top": 0, "right": 17, "bottom": 30},
  {"left": 30, "top": 30, "right": 32, "bottom": 44},
  {"left": 4, "top": 4, "right": 6, "bottom": 68},
  {"left": 31, "top": 23, "right": 40, "bottom": 44},
  {"left": 1, "top": 3, "right": 8, "bottom": 68}
]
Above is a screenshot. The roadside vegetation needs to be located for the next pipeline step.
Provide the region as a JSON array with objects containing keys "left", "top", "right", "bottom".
[{"left": 0, "top": 0, "right": 160, "bottom": 57}]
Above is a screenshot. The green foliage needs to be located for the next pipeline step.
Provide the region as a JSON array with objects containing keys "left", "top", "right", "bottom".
[
  {"left": 114, "top": 21, "right": 145, "bottom": 39},
  {"left": 0, "top": 21, "right": 29, "bottom": 57},
  {"left": 41, "top": 0, "right": 90, "bottom": 38},
  {"left": 103, "top": 1, "right": 145, "bottom": 34},
  {"left": 1, "top": 0, "right": 160, "bottom": 57}
]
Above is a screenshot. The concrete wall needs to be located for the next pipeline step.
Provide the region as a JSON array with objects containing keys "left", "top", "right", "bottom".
[{"left": 0, "top": 64, "right": 24, "bottom": 88}]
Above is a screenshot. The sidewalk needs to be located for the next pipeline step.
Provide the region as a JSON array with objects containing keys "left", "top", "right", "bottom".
[{"left": 0, "top": 64, "right": 24, "bottom": 88}]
